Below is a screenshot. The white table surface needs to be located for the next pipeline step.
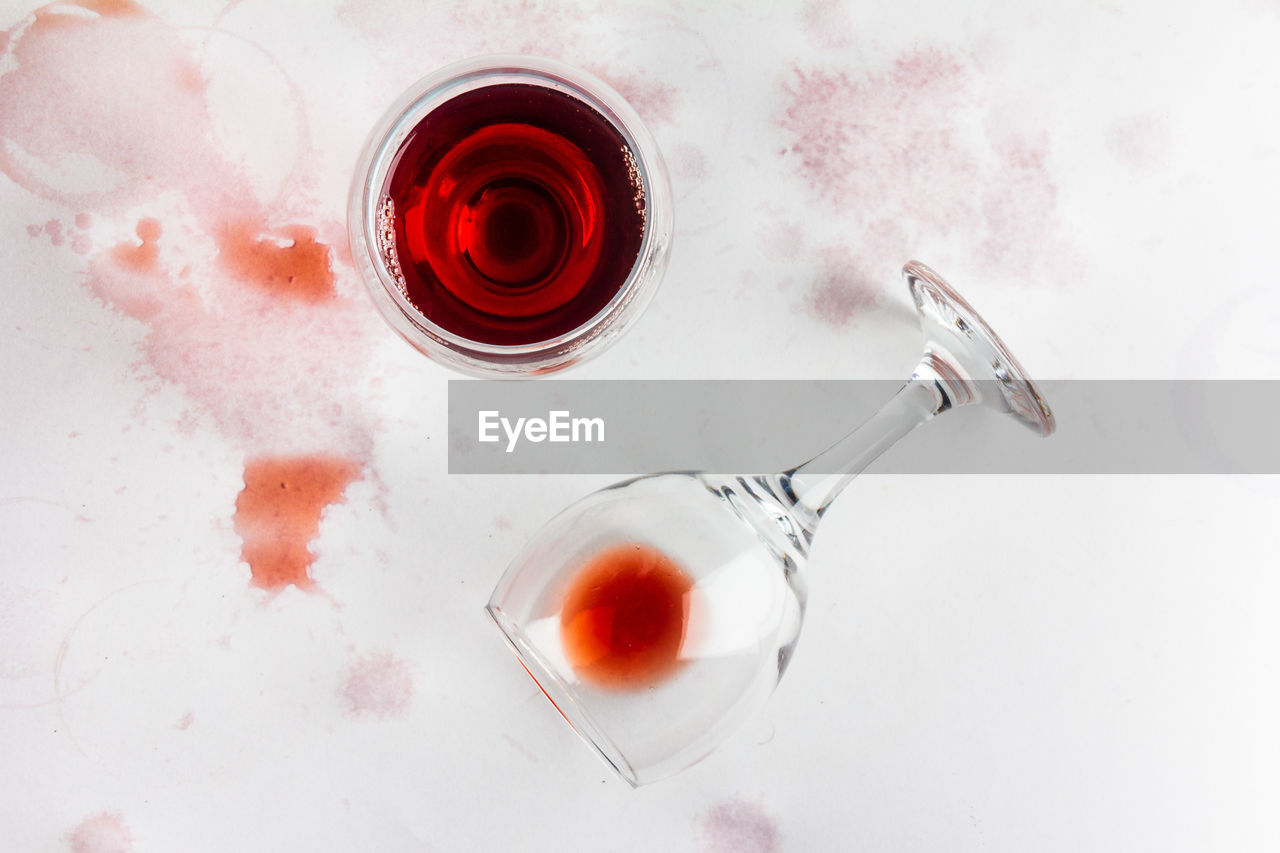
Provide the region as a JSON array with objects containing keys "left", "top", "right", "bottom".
[{"left": 2, "top": 0, "right": 1278, "bottom": 850}]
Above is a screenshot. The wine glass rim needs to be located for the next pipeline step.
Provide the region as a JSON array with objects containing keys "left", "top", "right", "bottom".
[
  {"left": 485, "top": 602, "right": 643, "bottom": 787},
  {"left": 350, "top": 54, "right": 672, "bottom": 370}
]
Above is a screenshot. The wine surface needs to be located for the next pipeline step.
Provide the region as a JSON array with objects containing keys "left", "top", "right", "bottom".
[{"left": 384, "top": 83, "right": 646, "bottom": 346}]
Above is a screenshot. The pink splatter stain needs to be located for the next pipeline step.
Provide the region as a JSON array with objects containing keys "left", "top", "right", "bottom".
[
  {"left": 81, "top": 223, "right": 376, "bottom": 453},
  {"left": 336, "top": 0, "right": 685, "bottom": 127},
  {"left": 66, "top": 812, "right": 133, "bottom": 853},
  {"left": 234, "top": 456, "right": 363, "bottom": 591},
  {"left": 110, "top": 218, "right": 161, "bottom": 273},
  {"left": 603, "top": 71, "right": 679, "bottom": 125},
  {"left": 670, "top": 144, "right": 710, "bottom": 183},
  {"left": 175, "top": 710, "right": 194, "bottom": 730},
  {"left": 26, "top": 215, "right": 93, "bottom": 253},
  {"left": 783, "top": 49, "right": 976, "bottom": 220},
  {"left": 805, "top": 245, "right": 883, "bottom": 325},
  {"left": 0, "top": 2, "right": 376, "bottom": 445},
  {"left": 978, "top": 132, "right": 1059, "bottom": 268},
  {"left": 780, "top": 46, "right": 1067, "bottom": 321},
  {"left": 757, "top": 218, "right": 805, "bottom": 261},
  {"left": 697, "top": 799, "right": 780, "bottom": 853},
  {"left": 341, "top": 650, "right": 414, "bottom": 718},
  {"left": 1106, "top": 112, "right": 1172, "bottom": 171},
  {"left": 338, "top": 0, "right": 581, "bottom": 63},
  {"left": 0, "top": 2, "right": 245, "bottom": 217},
  {"left": 799, "top": 0, "right": 852, "bottom": 49},
  {"left": 214, "top": 220, "right": 336, "bottom": 303},
  {"left": 0, "top": 3, "right": 384, "bottom": 592}
]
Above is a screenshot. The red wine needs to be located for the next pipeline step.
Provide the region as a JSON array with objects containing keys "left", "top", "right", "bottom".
[
  {"left": 382, "top": 83, "right": 646, "bottom": 346},
  {"left": 559, "top": 543, "right": 694, "bottom": 690}
]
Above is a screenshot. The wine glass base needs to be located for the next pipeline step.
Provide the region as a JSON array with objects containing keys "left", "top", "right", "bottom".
[{"left": 904, "top": 261, "right": 1056, "bottom": 436}]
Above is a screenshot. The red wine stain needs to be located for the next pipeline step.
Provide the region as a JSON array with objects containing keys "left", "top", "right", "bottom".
[
  {"left": 799, "top": 0, "right": 852, "bottom": 50},
  {"left": 0, "top": 582, "right": 59, "bottom": 682},
  {"left": 560, "top": 543, "right": 694, "bottom": 690},
  {"left": 86, "top": 224, "right": 378, "bottom": 453},
  {"left": 233, "top": 455, "right": 363, "bottom": 591},
  {"left": 600, "top": 70, "right": 679, "bottom": 125},
  {"left": 110, "top": 218, "right": 162, "bottom": 273},
  {"left": 978, "top": 132, "right": 1059, "bottom": 269},
  {"left": 6, "top": 3, "right": 366, "bottom": 660},
  {"left": 757, "top": 219, "right": 805, "bottom": 261},
  {"left": 66, "top": 812, "right": 134, "bottom": 853},
  {"left": 806, "top": 245, "right": 882, "bottom": 326},
  {"left": 63, "top": 0, "right": 147, "bottom": 19},
  {"left": 340, "top": 650, "right": 414, "bottom": 718},
  {"left": 85, "top": 239, "right": 168, "bottom": 325},
  {"left": 26, "top": 216, "right": 94, "bottom": 254},
  {"left": 780, "top": 46, "right": 1067, "bottom": 319},
  {"left": 215, "top": 220, "right": 336, "bottom": 303},
  {"left": 70, "top": 219, "right": 93, "bottom": 254},
  {"left": 783, "top": 48, "right": 978, "bottom": 225},
  {"left": 0, "top": 2, "right": 249, "bottom": 217},
  {"left": 697, "top": 799, "right": 780, "bottom": 853},
  {"left": 2, "top": 3, "right": 380, "bottom": 460},
  {"left": 1106, "top": 112, "right": 1172, "bottom": 171},
  {"left": 337, "top": 0, "right": 581, "bottom": 65},
  {"left": 670, "top": 143, "right": 710, "bottom": 183}
]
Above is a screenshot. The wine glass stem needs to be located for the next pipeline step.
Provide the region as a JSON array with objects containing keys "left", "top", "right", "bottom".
[{"left": 786, "top": 377, "right": 947, "bottom": 521}]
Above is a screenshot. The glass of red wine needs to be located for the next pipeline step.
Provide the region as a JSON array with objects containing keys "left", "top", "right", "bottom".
[
  {"left": 349, "top": 56, "right": 673, "bottom": 376},
  {"left": 486, "top": 262, "right": 1056, "bottom": 785}
]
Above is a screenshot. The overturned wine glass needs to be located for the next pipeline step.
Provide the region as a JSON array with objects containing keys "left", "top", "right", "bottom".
[{"left": 486, "top": 262, "right": 1056, "bottom": 786}]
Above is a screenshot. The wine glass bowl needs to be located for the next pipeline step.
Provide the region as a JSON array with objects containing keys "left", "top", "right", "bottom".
[
  {"left": 487, "top": 472, "right": 807, "bottom": 786},
  {"left": 487, "top": 262, "right": 1056, "bottom": 785},
  {"left": 348, "top": 55, "right": 674, "bottom": 377}
]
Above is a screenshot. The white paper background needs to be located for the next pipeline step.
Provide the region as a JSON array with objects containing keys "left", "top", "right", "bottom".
[{"left": 1, "top": 1, "right": 1278, "bottom": 850}]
